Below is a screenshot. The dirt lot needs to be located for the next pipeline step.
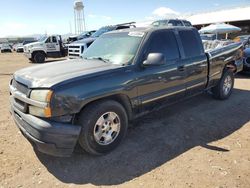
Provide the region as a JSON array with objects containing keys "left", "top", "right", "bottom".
[{"left": 0, "top": 53, "right": 249, "bottom": 188}]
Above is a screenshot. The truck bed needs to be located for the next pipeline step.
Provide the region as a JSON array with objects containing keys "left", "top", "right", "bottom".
[{"left": 206, "top": 41, "right": 243, "bottom": 88}]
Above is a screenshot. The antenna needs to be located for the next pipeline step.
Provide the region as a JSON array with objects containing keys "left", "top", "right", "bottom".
[{"left": 74, "top": 0, "right": 86, "bottom": 35}]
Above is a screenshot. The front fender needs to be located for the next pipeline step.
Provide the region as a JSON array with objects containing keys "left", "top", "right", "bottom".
[
  {"left": 30, "top": 47, "right": 46, "bottom": 54},
  {"left": 49, "top": 69, "right": 138, "bottom": 117}
]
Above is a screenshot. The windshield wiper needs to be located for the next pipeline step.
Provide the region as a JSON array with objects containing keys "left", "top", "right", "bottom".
[{"left": 85, "top": 57, "right": 111, "bottom": 63}]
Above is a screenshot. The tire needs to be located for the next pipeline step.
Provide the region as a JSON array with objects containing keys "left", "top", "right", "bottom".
[
  {"left": 34, "top": 52, "right": 45, "bottom": 63},
  {"left": 211, "top": 69, "right": 234, "bottom": 100},
  {"left": 78, "top": 100, "right": 128, "bottom": 155}
]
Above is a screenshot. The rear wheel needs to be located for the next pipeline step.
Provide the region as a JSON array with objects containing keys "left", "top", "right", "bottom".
[
  {"left": 34, "top": 52, "right": 45, "bottom": 63},
  {"left": 212, "top": 70, "right": 234, "bottom": 100},
  {"left": 78, "top": 100, "right": 128, "bottom": 155}
]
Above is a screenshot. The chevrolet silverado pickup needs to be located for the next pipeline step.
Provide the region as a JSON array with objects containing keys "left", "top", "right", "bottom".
[{"left": 10, "top": 27, "right": 243, "bottom": 157}]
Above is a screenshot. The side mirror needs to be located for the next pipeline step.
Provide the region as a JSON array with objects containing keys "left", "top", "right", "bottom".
[{"left": 143, "top": 53, "right": 166, "bottom": 66}]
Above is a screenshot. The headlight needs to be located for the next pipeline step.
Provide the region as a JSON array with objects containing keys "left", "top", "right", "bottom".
[
  {"left": 30, "top": 90, "right": 52, "bottom": 102},
  {"left": 29, "top": 90, "right": 53, "bottom": 117}
]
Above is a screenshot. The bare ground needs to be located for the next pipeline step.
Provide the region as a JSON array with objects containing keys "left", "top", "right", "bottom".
[{"left": 0, "top": 53, "right": 249, "bottom": 188}]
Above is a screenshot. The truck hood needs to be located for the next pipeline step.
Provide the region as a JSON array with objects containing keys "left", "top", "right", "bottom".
[
  {"left": 24, "top": 41, "right": 42, "bottom": 48},
  {"left": 72, "top": 37, "right": 96, "bottom": 45},
  {"left": 14, "top": 59, "right": 122, "bottom": 88}
]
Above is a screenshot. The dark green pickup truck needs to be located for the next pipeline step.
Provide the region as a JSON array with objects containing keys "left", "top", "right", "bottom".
[{"left": 9, "top": 27, "right": 243, "bottom": 157}]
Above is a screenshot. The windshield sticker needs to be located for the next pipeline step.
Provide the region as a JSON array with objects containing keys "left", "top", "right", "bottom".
[{"left": 128, "top": 32, "right": 144, "bottom": 37}]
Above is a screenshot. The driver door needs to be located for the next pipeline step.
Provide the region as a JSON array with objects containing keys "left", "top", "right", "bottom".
[
  {"left": 137, "top": 30, "right": 186, "bottom": 111},
  {"left": 45, "top": 36, "right": 60, "bottom": 52}
]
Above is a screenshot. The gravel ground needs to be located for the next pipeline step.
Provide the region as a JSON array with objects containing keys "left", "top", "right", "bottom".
[{"left": 0, "top": 53, "right": 249, "bottom": 188}]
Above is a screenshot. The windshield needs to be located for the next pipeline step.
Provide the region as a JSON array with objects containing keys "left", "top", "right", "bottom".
[
  {"left": 38, "top": 36, "right": 47, "bottom": 42},
  {"left": 91, "top": 26, "right": 116, "bottom": 38},
  {"left": 83, "top": 32, "right": 144, "bottom": 65}
]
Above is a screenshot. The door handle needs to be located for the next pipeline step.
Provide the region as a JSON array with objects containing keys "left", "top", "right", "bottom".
[{"left": 177, "top": 65, "right": 185, "bottom": 71}]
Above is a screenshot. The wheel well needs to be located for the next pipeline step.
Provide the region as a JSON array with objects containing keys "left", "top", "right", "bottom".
[
  {"left": 225, "top": 61, "right": 237, "bottom": 73},
  {"left": 76, "top": 94, "right": 133, "bottom": 122},
  {"left": 32, "top": 51, "right": 46, "bottom": 59}
]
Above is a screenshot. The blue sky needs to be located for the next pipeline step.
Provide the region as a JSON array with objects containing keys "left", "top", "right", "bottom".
[{"left": 0, "top": 0, "right": 249, "bottom": 37}]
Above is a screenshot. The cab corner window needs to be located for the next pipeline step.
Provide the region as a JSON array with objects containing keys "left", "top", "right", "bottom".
[{"left": 179, "top": 30, "right": 202, "bottom": 58}]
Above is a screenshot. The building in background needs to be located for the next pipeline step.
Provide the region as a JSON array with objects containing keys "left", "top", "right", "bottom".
[
  {"left": 186, "top": 6, "right": 250, "bottom": 38},
  {"left": 0, "top": 37, "right": 36, "bottom": 45}
]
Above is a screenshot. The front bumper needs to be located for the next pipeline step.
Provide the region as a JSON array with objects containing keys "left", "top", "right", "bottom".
[
  {"left": 24, "top": 52, "right": 32, "bottom": 59},
  {"left": 10, "top": 105, "right": 81, "bottom": 157},
  {"left": 1, "top": 49, "right": 11, "bottom": 52}
]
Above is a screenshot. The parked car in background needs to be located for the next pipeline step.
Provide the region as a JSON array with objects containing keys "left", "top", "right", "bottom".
[
  {"left": 1, "top": 43, "right": 12, "bottom": 53},
  {"left": 18, "top": 40, "right": 38, "bottom": 53},
  {"left": 233, "top": 35, "right": 250, "bottom": 71},
  {"left": 234, "top": 35, "right": 250, "bottom": 44},
  {"left": 151, "top": 19, "right": 192, "bottom": 27},
  {"left": 9, "top": 27, "right": 243, "bottom": 157},
  {"left": 68, "top": 22, "right": 136, "bottom": 59},
  {"left": 16, "top": 44, "right": 24, "bottom": 52},
  {"left": 200, "top": 34, "right": 217, "bottom": 41},
  {"left": 23, "top": 35, "right": 68, "bottom": 63},
  {"left": 68, "top": 30, "right": 96, "bottom": 43},
  {"left": 243, "top": 47, "right": 250, "bottom": 71}
]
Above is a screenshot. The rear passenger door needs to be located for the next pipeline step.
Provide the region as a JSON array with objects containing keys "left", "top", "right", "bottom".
[
  {"left": 177, "top": 29, "right": 208, "bottom": 96},
  {"left": 137, "top": 30, "right": 186, "bottom": 109}
]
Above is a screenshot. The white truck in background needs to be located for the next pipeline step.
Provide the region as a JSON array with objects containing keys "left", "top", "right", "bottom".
[
  {"left": 68, "top": 22, "right": 136, "bottom": 59},
  {"left": 23, "top": 35, "right": 68, "bottom": 63}
]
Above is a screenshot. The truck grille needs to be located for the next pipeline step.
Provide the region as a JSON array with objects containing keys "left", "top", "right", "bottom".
[
  {"left": 68, "top": 45, "right": 84, "bottom": 58},
  {"left": 11, "top": 79, "right": 30, "bottom": 113},
  {"left": 12, "top": 79, "right": 29, "bottom": 96}
]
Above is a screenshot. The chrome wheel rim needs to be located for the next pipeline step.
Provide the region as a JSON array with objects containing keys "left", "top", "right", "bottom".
[
  {"left": 93, "top": 112, "right": 121, "bottom": 145},
  {"left": 223, "top": 75, "right": 232, "bottom": 95}
]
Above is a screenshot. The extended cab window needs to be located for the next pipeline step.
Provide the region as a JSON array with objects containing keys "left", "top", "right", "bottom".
[
  {"left": 179, "top": 30, "right": 203, "bottom": 58},
  {"left": 147, "top": 31, "right": 180, "bottom": 61}
]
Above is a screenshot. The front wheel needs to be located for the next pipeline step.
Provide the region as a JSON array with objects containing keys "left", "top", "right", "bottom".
[
  {"left": 34, "top": 52, "right": 45, "bottom": 63},
  {"left": 78, "top": 100, "right": 128, "bottom": 155},
  {"left": 211, "top": 70, "right": 234, "bottom": 100}
]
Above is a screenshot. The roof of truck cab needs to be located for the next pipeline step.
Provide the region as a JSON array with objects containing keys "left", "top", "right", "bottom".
[{"left": 105, "top": 26, "right": 197, "bottom": 35}]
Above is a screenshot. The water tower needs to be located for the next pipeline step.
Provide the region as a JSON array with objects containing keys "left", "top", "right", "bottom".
[{"left": 74, "top": 0, "right": 86, "bottom": 35}]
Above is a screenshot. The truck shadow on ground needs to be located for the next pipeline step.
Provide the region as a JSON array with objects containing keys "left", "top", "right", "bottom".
[{"left": 36, "top": 88, "right": 250, "bottom": 186}]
